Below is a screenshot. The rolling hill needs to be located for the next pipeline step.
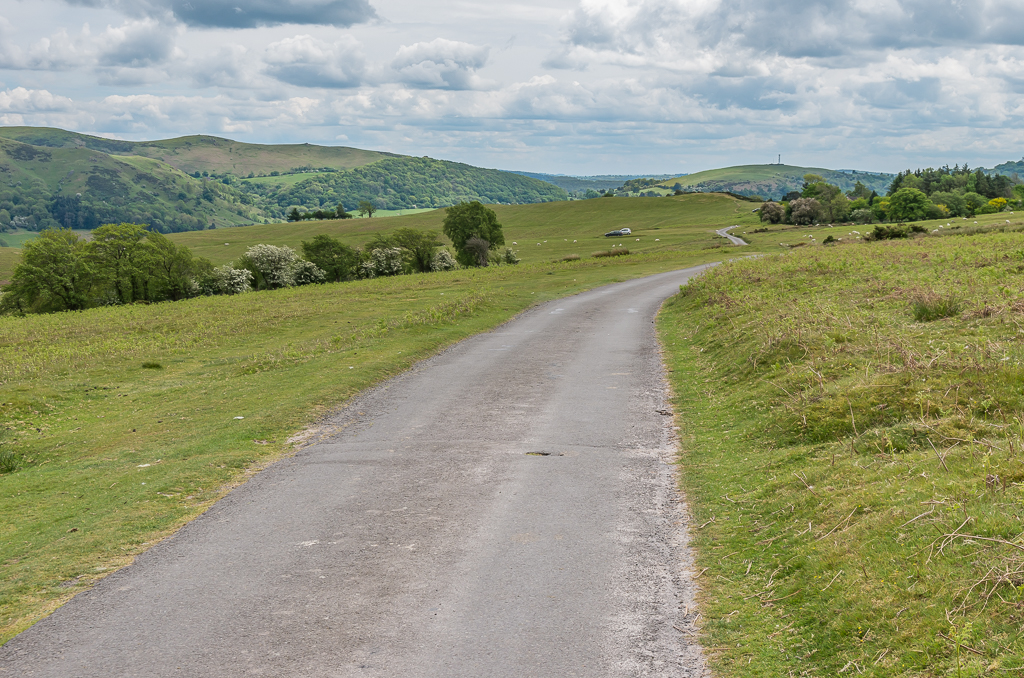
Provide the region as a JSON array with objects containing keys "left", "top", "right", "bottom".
[
  {"left": 0, "top": 127, "right": 568, "bottom": 235},
  {"left": 657, "top": 164, "right": 895, "bottom": 199}
]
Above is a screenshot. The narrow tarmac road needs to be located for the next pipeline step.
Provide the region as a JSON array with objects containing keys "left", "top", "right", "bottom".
[
  {"left": 715, "top": 226, "right": 748, "bottom": 245},
  {"left": 1, "top": 266, "right": 712, "bottom": 678}
]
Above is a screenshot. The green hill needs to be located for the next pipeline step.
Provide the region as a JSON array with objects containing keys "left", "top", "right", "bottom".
[
  {"left": 0, "top": 127, "right": 568, "bottom": 235},
  {"left": 0, "top": 127, "right": 392, "bottom": 176},
  {"left": 657, "top": 164, "right": 894, "bottom": 199}
]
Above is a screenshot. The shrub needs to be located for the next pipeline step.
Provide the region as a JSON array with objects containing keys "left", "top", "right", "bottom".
[
  {"left": 199, "top": 265, "right": 253, "bottom": 295},
  {"left": 240, "top": 244, "right": 300, "bottom": 289},
  {"left": 849, "top": 208, "right": 876, "bottom": 225},
  {"left": 500, "top": 247, "right": 521, "bottom": 265},
  {"left": 789, "top": 198, "right": 822, "bottom": 225},
  {"left": 559, "top": 254, "right": 580, "bottom": 261},
  {"left": 430, "top": 249, "right": 459, "bottom": 272},
  {"left": 291, "top": 259, "right": 326, "bottom": 286},
  {"left": 592, "top": 249, "right": 630, "bottom": 258},
  {"left": 360, "top": 247, "right": 404, "bottom": 278},
  {"left": 865, "top": 224, "right": 912, "bottom": 240},
  {"left": 911, "top": 295, "right": 962, "bottom": 322},
  {"left": 760, "top": 201, "right": 784, "bottom": 224}
]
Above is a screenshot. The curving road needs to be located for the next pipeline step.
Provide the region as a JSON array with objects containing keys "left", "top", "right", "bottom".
[
  {"left": 1, "top": 266, "right": 712, "bottom": 678},
  {"left": 715, "top": 226, "right": 748, "bottom": 245}
]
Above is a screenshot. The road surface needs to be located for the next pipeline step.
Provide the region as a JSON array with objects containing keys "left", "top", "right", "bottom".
[
  {"left": 1, "top": 266, "right": 712, "bottom": 678},
  {"left": 715, "top": 226, "right": 747, "bottom": 245}
]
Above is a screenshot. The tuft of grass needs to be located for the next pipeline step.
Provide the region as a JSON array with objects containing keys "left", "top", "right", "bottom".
[
  {"left": 592, "top": 248, "right": 630, "bottom": 258},
  {"left": 659, "top": 232, "right": 1024, "bottom": 676},
  {"left": 911, "top": 294, "right": 962, "bottom": 322},
  {"left": 140, "top": 361, "right": 163, "bottom": 370},
  {"left": 0, "top": 449, "right": 19, "bottom": 474},
  {"left": 559, "top": 254, "right": 580, "bottom": 262}
]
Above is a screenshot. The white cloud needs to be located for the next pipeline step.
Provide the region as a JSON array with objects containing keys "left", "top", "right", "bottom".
[
  {"left": 263, "top": 34, "right": 365, "bottom": 88},
  {"left": 392, "top": 38, "right": 491, "bottom": 90}
]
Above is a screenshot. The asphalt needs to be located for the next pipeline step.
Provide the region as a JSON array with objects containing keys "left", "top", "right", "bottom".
[
  {"left": 0, "top": 266, "right": 712, "bottom": 678},
  {"left": 715, "top": 226, "right": 748, "bottom": 245}
]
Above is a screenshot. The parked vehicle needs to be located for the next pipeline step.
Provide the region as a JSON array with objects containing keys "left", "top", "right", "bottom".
[{"left": 605, "top": 230, "right": 624, "bottom": 237}]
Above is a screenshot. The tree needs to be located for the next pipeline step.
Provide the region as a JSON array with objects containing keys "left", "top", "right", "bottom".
[
  {"left": 288, "top": 208, "right": 302, "bottom": 222},
  {"left": 145, "top": 231, "right": 209, "bottom": 301},
  {"left": 88, "top": 223, "right": 153, "bottom": 304},
  {"left": 335, "top": 203, "right": 352, "bottom": 219},
  {"left": 358, "top": 200, "right": 377, "bottom": 218},
  {"left": 442, "top": 201, "right": 505, "bottom": 267},
  {"left": 849, "top": 181, "right": 872, "bottom": 200},
  {"left": 0, "top": 228, "right": 93, "bottom": 314},
  {"left": 789, "top": 198, "right": 822, "bottom": 225},
  {"left": 759, "top": 201, "right": 784, "bottom": 224},
  {"left": 929, "top": 191, "right": 966, "bottom": 217},
  {"left": 887, "top": 187, "right": 929, "bottom": 222},
  {"left": 392, "top": 228, "right": 443, "bottom": 273},
  {"left": 301, "top": 234, "right": 360, "bottom": 282}
]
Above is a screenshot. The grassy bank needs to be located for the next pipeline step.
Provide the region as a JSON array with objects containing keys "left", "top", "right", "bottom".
[
  {"left": 658, "top": 233, "right": 1024, "bottom": 675},
  {"left": 0, "top": 245, "right": 735, "bottom": 645}
]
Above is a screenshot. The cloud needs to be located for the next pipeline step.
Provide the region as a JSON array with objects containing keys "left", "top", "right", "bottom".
[
  {"left": 0, "top": 16, "right": 90, "bottom": 70},
  {"left": 98, "top": 19, "right": 177, "bottom": 67},
  {"left": 61, "top": 0, "right": 377, "bottom": 29},
  {"left": 392, "top": 38, "right": 491, "bottom": 90},
  {"left": 0, "top": 87, "right": 76, "bottom": 113},
  {"left": 263, "top": 34, "right": 365, "bottom": 88}
]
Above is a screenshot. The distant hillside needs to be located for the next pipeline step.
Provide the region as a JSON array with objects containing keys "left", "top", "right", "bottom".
[
  {"left": 657, "top": 164, "right": 895, "bottom": 199},
  {"left": 0, "top": 127, "right": 567, "bottom": 234},
  {"left": 511, "top": 172, "right": 682, "bottom": 195},
  {"left": 0, "top": 136, "right": 259, "bottom": 233},
  {"left": 0, "top": 127, "right": 391, "bottom": 176},
  {"left": 988, "top": 159, "right": 1024, "bottom": 178}
]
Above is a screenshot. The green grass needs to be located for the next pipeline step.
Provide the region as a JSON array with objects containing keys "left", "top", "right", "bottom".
[
  {"left": 168, "top": 193, "right": 763, "bottom": 267},
  {"left": 0, "top": 205, "right": 738, "bottom": 645},
  {"left": 658, "top": 232, "right": 1024, "bottom": 676}
]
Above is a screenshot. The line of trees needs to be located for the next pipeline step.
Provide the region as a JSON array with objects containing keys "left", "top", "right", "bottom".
[
  {"left": 759, "top": 166, "right": 1023, "bottom": 226},
  {"left": 0, "top": 203, "right": 520, "bottom": 316}
]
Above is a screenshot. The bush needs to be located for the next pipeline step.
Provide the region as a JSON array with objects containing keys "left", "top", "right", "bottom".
[
  {"left": 849, "top": 208, "right": 876, "bottom": 225},
  {"left": 789, "top": 198, "right": 822, "bottom": 225},
  {"left": 499, "top": 247, "right": 521, "bottom": 265},
  {"left": 291, "top": 259, "right": 326, "bottom": 286},
  {"left": 559, "top": 254, "right": 580, "bottom": 261},
  {"left": 760, "top": 201, "right": 784, "bottom": 224},
  {"left": 592, "top": 249, "right": 630, "bottom": 258},
  {"left": 199, "top": 265, "right": 253, "bottom": 295},
  {"left": 360, "top": 247, "right": 404, "bottom": 278},
  {"left": 430, "top": 249, "right": 459, "bottom": 272}
]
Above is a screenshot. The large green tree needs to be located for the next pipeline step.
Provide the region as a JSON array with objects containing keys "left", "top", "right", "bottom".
[
  {"left": 0, "top": 228, "right": 93, "bottom": 314},
  {"left": 442, "top": 201, "right": 505, "bottom": 267},
  {"left": 301, "top": 234, "right": 360, "bottom": 282},
  {"left": 145, "top": 231, "right": 210, "bottom": 301},
  {"left": 88, "top": 223, "right": 153, "bottom": 304},
  {"left": 392, "top": 228, "right": 443, "bottom": 273},
  {"left": 887, "top": 188, "right": 930, "bottom": 222}
]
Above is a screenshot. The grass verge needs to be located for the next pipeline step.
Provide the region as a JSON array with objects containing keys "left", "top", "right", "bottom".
[
  {"left": 658, "top": 233, "right": 1024, "bottom": 676},
  {"left": 0, "top": 246, "right": 730, "bottom": 645}
]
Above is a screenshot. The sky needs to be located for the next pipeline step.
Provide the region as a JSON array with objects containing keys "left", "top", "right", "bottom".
[{"left": 0, "top": 0, "right": 1023, "bottom": 175}]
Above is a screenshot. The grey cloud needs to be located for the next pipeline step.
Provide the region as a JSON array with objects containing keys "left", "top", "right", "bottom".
[
  {"left": 859, "top": 77, "right": 943, "bottom": 109},
  {"left": 62, "top": 0, "right": 376, "bottom": 29},
  {"left": 264, "top": 35, "right": 365, "bottom": 88},
  {"left": 98, "top": 20, "right": 175, "bottom": 67},
  {"left": 392, "top": 39, "right": 490, "bottom": 90}
]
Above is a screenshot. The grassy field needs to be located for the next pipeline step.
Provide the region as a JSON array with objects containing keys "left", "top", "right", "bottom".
[
  {"left": 0, "top": 193, "right": 753, "bottom": 645},
  {"left": 167, "top": 193, "right": 762, "bottom": 267},
  {"left": 658, "top": 231, "right": 1024, "bottom": 676}
]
